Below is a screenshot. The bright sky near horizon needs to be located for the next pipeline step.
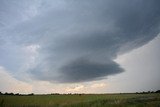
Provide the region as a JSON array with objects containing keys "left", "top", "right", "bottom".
[{"left": 0, "top": 0, "right": 160, "bottom": 94}]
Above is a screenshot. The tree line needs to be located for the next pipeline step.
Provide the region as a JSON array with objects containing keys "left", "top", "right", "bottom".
[{"left": 0, "top": 90, "right": 160, "bottom": 96}]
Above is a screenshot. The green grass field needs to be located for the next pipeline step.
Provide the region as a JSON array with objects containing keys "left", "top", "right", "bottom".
[{"left": 0, "top": 93, "right": 160, "bottom": 107}]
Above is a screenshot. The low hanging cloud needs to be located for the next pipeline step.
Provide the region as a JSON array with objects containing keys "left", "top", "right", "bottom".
[
  {"left": 58, "top": 59, "right": 124, "bottom": 83},
  {"left": 0, "top": 0, "right": 160, "bottom": 83}
]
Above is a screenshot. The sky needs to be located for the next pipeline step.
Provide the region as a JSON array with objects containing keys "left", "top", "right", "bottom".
[{"left": 0, "top": 0, "right": 160, "bottom": 94}]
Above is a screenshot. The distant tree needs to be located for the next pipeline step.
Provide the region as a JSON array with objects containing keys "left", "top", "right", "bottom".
[
  {"left": 0, "top": 92, "right": 2, "bottom": 95},
  {"left": 28, "top": 93, "right": 34, "bottom": 96},
  {"left": 9, "top": 93, "right": 14, "bottom": 95},
  {"left": 78, "top": 94, "right": 82, "bottom": 96},
  {"left": 4, "top": 92, "right": 8, "bottom": 95},
  {"left": 51, "top": 93, "right": 60, "bottom": 95},
  {"left": 147, "top": 91, "right": 151, "bottom": 93},
  {"left": 15, "top": 93, "right": 20, "bottom": 96},
  {"left": 155, "top": 90, "right": 160, "bottom": 93},
  {"left": 4, "top": 92, "right": 14, "bottom": 95}
]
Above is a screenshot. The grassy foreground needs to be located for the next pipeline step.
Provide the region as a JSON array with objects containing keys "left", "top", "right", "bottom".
[{"left": 0, "top": 93, "right": 160, "bottom": 107}]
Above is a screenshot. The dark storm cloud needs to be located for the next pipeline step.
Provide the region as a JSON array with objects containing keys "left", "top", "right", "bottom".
[
  {"left": 58, "top": 59, "right": 124, "bottom": 83},
  {"left": 0, "top": 0, "right": 160, "bottom": 83}
]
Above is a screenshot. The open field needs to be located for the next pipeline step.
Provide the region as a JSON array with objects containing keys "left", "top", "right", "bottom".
[{"left": 0, "top": 93, "right": 160, "bottom": 107}]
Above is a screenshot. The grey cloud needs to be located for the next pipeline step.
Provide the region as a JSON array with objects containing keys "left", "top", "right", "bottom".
[
  {"left": 0, "top": 0, "right": 160, "bottom": 83},
  {"left": 58, "top": 59, "right": 124, "bottom": 83}
]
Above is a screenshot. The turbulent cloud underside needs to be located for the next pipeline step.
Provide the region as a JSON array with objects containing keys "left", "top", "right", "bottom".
[{"left": 0, "top": 0, "right": 160, "bottom": 83}]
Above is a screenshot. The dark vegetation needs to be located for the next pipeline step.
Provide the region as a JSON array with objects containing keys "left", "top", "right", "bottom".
[{"left": 0, "top": 90, "right": 160, "bottom": 96}]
